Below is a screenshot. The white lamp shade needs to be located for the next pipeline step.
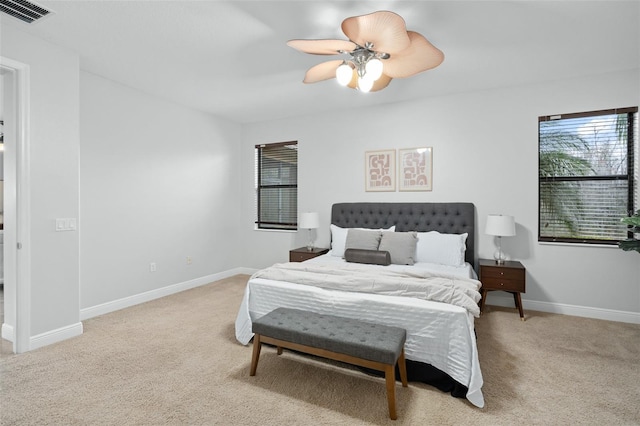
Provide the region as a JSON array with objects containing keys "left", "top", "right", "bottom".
[
  {"left": 299, "top": 212, "right": 319, "bottom": 229},
  {"left": 485, "top": 215, "right": 516, "bottom": 237}
]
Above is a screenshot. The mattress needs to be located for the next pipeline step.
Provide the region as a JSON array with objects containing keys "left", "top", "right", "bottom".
[{"left": 235, "top": 255, "right": 484, "bottom": 408}]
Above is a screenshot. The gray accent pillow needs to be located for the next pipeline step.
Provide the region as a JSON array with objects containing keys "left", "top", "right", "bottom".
[
  {"left": 345, "top": 229, "right": 382, "bottom": 252},
  {"left": 378, "top": 231, "right": 418, "bottom": 265},
  {"left": 344, "top": 248, "right": 391, "bottom": 266}
]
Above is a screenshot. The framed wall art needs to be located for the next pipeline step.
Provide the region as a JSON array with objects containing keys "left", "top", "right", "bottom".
[
  {"left": 399, "top": 147, "right": 432, "bottom": 191},
  {"left": 365, "top": 149, "right": 396, "bottom": 191}
]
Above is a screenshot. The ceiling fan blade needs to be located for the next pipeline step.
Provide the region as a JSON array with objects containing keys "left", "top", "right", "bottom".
[
  {"left": 287, "top": 39, "right": 357, "bottom": 55},
  {"left": 347, "top": 69, "right": 358, "bottom": 89},
  {"left": 341, "top": 11, "right": 410, "bottom": 54},
  {"left": 303, "top": 60, "right": 344, "bottom": 83},
  {"left": 371, "top": 74, "right": 393, "bottom": 92},
  {"left": 382, "top": 31, "right": 444, "bottom": 78},
  {"left": 347, "top": 73, "right": 393, "bottom": 92}
]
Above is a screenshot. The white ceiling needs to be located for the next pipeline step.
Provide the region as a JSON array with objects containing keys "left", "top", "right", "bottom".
[{"left": 5, "top": 1, "right": 639, "bottom": 124}]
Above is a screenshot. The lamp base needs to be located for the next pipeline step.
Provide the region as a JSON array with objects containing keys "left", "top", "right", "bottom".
[
  {"left": 493, "top": 249, "right": 506, "bottom": 264},
  {"left": 306, "top": 229, "right": 314, "bottom": 251}
]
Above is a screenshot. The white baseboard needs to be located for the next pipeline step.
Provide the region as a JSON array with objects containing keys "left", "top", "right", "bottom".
[
  {"left": 81, "top": 268, "right": 639, "bottom": 325},
  {"left": 236, "top": 267, "right": 258, "bottom": 276},
  {"left": 80, "top": 267, "right": 253, "bottom": 321},
  {"left": 486, "top": 294, "right": 640, "bottom": 324},
  {"left": 2, "top": 322, "right": 14, "bottom": 342},
  {"left": 29, "top": 322, "right": 84, "bottom": 351},
  {"left": 3, "top": 319, "right": 84, "bottom": 350},
  {"left": 7, "top": 269, "right": 635, "bottom": 354}
]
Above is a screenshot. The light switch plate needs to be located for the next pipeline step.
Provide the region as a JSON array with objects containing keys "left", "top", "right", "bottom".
[{"left": 55, "top": 218, "right": 77, "bottom": 231}]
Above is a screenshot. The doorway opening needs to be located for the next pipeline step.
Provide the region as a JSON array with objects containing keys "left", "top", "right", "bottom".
[{"left": 1, "top": 57, "right": 31, "bottom": 354}]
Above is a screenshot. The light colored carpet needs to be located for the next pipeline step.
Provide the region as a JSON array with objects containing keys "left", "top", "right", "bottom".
[{"left": 1, "top": 275, "right": 639, "bottom": 425}]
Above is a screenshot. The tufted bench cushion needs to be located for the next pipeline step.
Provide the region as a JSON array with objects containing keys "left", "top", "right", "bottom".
[
  {"left": 252, "top": 308, "right": 405, "bottom": 364},
  {"left": 249, "top": 307, "right": 408, "bottom": 420}
]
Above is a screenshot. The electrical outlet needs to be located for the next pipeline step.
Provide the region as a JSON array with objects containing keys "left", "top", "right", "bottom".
[
  {"left": 186, "top": 256, "right": 192, "bottom": 265},
  {"left": 149, "top": 262, "right": 157, "bottom": 272}
]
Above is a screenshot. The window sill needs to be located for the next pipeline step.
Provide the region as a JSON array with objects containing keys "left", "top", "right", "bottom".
[
  {"left": 254, "top": 227, "right": 296, "bottom": 233},
  {"left": 538, "top": 241, "right": 620, "bottom": 249}
]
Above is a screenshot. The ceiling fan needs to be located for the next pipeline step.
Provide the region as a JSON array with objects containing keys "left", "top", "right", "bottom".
[{"left": 287, "top": 10, "right": 444, "bottom": 93}]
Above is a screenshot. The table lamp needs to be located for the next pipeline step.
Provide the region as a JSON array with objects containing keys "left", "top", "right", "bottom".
[
  {"left": 485, "top": 214, "right": 516, "bottom": 264},
  {"left": 299, "top": 212, "right": 319, "bottom": 251}
]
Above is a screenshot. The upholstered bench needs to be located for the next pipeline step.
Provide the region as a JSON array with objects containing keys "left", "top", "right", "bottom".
[{"left": 249, "top": 307, "right": 408, "bottom": 420}]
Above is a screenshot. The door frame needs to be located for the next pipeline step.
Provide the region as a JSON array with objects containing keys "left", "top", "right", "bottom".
[{"left": 1, "top": 56, "right": 32, "bottom": 354}]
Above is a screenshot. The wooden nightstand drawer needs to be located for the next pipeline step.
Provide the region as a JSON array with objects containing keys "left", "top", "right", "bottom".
[
  {"left": 290, "top": 251, "right": 318, "bottom": 262},
  {"left": 480, "top": 276, "right": 524, "bottom": 292},
  {"left": 480, "top": 267, "right": 524, "bottom": 281},
  {"left": 289, "top": 247, "right": 329, "bottom": 262}
]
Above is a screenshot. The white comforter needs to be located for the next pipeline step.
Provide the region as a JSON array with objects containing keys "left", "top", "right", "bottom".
[
  {"left": 253, "top": 261, "right": 482, "bottom": 317},
  {"left": 235, "top": 256, "right": 485, "bottom": 408}
]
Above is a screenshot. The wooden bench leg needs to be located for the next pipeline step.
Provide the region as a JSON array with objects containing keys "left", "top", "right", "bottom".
[
  {"left": 398, "top": 349, "right": 408, "bottom": 387},
  {"left": 249, "top": 334, "right": 262, "bottom": 376},
  {"left": 385, "top": 350, "right": 407, "bottom": 420},
  {"left": 384, "top": 364, "right": 397, "bottom": 420}
]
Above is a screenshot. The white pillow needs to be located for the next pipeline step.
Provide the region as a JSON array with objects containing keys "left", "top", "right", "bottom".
[
  {"left": 330, "top": 224, "right": 396, "bottom": 257},
  {"left": 416, "top": 231, "right": 468, "bottom": 266}
]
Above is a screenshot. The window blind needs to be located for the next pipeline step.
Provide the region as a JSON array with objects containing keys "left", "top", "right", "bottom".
[
  {"left": 538, "top": 107, "right": 637, "bottom": 243},
  {"left": 255, "top": 141, "right": 298, "bottom": 230}
]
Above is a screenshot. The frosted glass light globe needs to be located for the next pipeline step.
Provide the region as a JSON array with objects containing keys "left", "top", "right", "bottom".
[
  {"left": 365, "top": 58, "right": 383, "bottom": 81},
  {"left": 358, "top": 75, "right": 374, "bottom": 93},
  {"left": 336, "top": 63, "right": 353, "bottom": 86}
]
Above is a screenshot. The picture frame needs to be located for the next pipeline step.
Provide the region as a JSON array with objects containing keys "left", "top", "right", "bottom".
[
  {"left": 398, "top": 147, "right": 433, "bottom": 191},
  {"left": 365, "top": 149, "right": 396, "bottom": 192}
]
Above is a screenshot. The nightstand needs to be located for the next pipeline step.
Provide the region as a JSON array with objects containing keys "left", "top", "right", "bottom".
[
  {"left": 289, "top": 247, "right": 330, "bottom": 262},
  {"left": 478, "top": 259, "right": 526, "bottom": 320}
]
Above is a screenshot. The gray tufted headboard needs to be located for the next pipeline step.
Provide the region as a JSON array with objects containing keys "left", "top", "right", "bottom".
[{"left": 331, "top": 202, "right": 476, "bottom": 265}]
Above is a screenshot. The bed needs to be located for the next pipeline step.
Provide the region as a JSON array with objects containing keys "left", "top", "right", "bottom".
[{"left": 235, "top": 202, "right": 484, "bottom": 408}]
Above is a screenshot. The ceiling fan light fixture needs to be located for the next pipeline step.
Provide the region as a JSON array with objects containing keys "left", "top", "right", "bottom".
[
  {"left": 288, "top": 10, "right": 444, "bottom": 93},
  {"left": 336, "top": 62, "right": 353, "bottom": 86}
]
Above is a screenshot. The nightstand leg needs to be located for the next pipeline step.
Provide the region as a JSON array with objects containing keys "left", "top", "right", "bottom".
[
  {"left": 479, "top": 289, "right": 487, "bottom": 314},
  {"left": 513, "top": 292, "right": 525, "bottom": 320}
]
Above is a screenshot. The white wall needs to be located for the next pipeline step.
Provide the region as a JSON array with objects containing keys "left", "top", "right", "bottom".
[
  {"left": 79, "top": 72, "right": 242, "bottom": 310},
  {"left": 1, "top": 21, "right": 244, "bottom": 348},
  {"left": 1, "top": 22, "right": 81, "bottom": 336},
  {"left": 240, "top": 69, "right": 640, "bottom": 321}
]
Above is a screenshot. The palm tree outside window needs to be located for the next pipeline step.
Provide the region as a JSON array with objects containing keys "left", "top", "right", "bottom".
[{"left": 539, "top": 107, "right": 637, "bottom": 244}]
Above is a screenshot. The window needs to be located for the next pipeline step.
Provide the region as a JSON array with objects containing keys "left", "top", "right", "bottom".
[
  {"left": 539, "top": 107, "right": 637, "bottom": 244},
  {"left": 255, "top": 141, "right": 298, "bottom": 230}
]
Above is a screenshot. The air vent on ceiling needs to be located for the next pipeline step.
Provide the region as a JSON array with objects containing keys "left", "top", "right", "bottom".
[{"left": 0, "top": 0, "right": 52, "bottom": 24}]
